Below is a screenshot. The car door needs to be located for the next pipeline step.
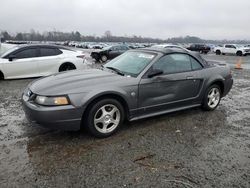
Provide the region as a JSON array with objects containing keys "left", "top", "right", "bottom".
[
  {"left": 108, "top": 46, "right": 121, "bottom": 59},
  {"left": 224, "top": 45, "right": 231, "bottom": 54},
  {"left": 2, "top": 47, "right": 39, "bottom": 79},
  {"left": 225, "top": 45, "right": 235, "bottom": 54},
  {"left": 230, "top": 45, "right": 237, "bottom": 54},
  {"left": 138, "top": 53, "right": 203, "bottom": 116},
  {"left": 37, "top": 47, "right": 63, "bottom": 76}
]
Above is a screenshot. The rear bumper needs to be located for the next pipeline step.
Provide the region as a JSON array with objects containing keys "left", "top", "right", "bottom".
[{"left": 22, "top": 97, "right": 83, "bottom": 131}]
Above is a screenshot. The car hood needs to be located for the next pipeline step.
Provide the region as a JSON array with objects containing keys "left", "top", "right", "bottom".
[{"left": 29, "top": 69, "right": 131, "bottom": 96}]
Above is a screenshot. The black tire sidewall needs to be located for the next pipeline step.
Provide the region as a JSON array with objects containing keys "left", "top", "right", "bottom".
[
  {"left": 216, "top": 50, "right": 221, "bottom": 55},
  {"left": 59, "top": 63, "right": 76, "bottom": 72},
  {"left": 86, "top": 98, "right": 124, "bottom": 138},
  {"left": 202, "top": 85, "right": 221, "bottom": 111},
  {"left": 237, "top": 51, "right": 242, "bottom": 56}
]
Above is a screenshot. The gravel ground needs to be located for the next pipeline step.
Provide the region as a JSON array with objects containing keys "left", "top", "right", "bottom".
[{"left": 0, "top": 54, "right": 250, "bottom": 188}]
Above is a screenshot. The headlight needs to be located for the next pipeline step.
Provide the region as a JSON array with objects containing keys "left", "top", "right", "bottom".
[{"left": 35, "top": 95, "right": 70, "bottom": 106}]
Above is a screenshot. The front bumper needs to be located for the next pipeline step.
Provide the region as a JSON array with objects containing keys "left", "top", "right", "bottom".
[
  {"left": 90, "top": 53, "right": 100, "bottom": 61},
  {"left": 22, "top": 96, "right": 83, "bottom": 131}
]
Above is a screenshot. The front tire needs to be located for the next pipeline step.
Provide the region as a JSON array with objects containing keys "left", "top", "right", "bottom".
[
  {"left": 85, "top": 99, "right": 124, "bottom": 138},
  {"left": 101, "top": 55, "right": 108, "bottom": 62},
  {"left": 202, "top": 85, "right": 221, "bottom": 111}
]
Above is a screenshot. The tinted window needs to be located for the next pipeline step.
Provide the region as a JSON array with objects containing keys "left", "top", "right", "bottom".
[
  {"left": 14, "top": 48, "right": 37, "bottom": 59},
  {"left": 225, "top": 45, "right": 236, "bottom": 48},
  {"left": 120, "top": 46, "right": 129, "bottom": 50},
  {"left": 153, "top": 54, "right": 192, "bottom": 74},
  {"left": 111, "top": 46, "right": 120, "bottom": 51},
  {"left": 40, "top": 48, "right": 62, "bottom": 57},
  {"left": 190, "top": 56, "right": 202, "bottom": 70}
]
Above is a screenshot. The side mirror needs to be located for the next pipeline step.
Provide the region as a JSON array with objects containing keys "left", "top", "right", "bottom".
[
  {"left": 148, "top": 69, "right": 163, "bottom": 78},
  {"left": 8, "top": 54, "right": 16, "bottom": 61}
]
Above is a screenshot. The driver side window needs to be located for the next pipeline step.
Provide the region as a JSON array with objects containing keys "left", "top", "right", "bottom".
[
  {"left": 14, "top": 48, "right": 37, "bottom": 59},
  {"left": 153, "top": 54, "right": 192, "bottom": 74}
]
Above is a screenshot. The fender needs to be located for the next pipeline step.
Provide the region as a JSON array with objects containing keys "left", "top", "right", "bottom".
[
  {"left": 80, "top": 88, "right": 134, "bottom": 110},
  {"left": 77, "top": 89, "right": 135, "bottom": 120},
  {"left": 204, "top": 74, "right": 225, "bottom": 95}
]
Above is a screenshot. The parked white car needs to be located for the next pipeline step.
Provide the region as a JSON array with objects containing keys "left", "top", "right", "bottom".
[
  {"left": 0, "top": 44, "right": 87, "bottom": 79},
  {"left": 213, "top": 44, "right": 250, "bottom": 56}
]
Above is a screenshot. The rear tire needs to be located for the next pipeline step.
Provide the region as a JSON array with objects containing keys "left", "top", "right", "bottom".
[
  {"left": 59, "top": 63, "right": 76, "bottom": 72},
  {"left": 202, "top": 85, "right": 221, "bottom": 111},
  {"left": 85, "top": 98, "right": 124, "bottom": 138},
  {"left": 216, "top": 50, "right": 221, "bottom": 55},
  {"left": 236, "top": 51, "right": 243, "bottom": 56}
]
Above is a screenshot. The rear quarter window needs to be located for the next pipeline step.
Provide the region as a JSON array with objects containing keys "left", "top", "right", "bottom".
[{"left": 190, "top": 56, "right": 203, "bottom": 70}]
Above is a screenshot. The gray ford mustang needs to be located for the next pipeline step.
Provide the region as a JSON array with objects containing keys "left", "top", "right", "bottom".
[{"left": 22, "top": 48, "right": 233, "bottom": 137}]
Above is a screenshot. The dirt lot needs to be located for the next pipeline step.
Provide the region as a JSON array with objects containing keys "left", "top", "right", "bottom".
[{"left": 0, "top": 55, "right": 250, "bottom": 187}]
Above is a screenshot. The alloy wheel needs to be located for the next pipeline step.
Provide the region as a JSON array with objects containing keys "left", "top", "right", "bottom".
[
  {"left": 94, "top": 104, "right": 121, "bottom": 134},
  {"left": 207, "top": 88, "right": 220, "bottom": 109}
]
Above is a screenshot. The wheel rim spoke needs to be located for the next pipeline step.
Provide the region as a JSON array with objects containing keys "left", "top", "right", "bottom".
[
  {"left": 102, "top": 123, "right": 108, "bottom": 132},
  {"left": 109, "top": 108, "right": 118, "bottom": 117},
  {"left": 94, "top": 104, "right": 120, "bottom": 134},
  {"left": 94, "top": 116, "right": 105, "bottom": 124}
]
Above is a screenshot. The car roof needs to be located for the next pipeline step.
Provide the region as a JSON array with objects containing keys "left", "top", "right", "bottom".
[
  {"left": 135, "top": 47, "right": 188, "bottom": 54},
  {"left": 15, "top": 43, "right": 72, "bottom": 50},
  {"left": 132, "top": 47, "right": 209, "bottom": 67},
  {"left": 1, "top": 44, "right": 75, "bottom": 58}
]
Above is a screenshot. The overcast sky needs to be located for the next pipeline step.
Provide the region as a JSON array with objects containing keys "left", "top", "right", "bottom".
[{"left": 1, "top": 0, "right": 250, "bottom": 40}]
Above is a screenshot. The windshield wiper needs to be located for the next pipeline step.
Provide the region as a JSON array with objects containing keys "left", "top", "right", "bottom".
[{"left": 105, "top": 66, "right": 125, "bottom": 76}]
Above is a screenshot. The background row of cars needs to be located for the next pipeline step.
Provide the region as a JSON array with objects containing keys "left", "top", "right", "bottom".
[
  {"left": 88, "top": 43, "right": 250, "bottom": 63},
  {"left": 5, "top": 40, "right": 250, "bottom": 55},
  {"left": 1, "top": 41, "right": 250, "bottom": 79}
]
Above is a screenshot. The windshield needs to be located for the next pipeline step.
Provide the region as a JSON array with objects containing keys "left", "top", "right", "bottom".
[
  {"left": 102, "top": 45, "right": 112, "bottom": 50},
  {"left": 104, "top": 51, "right": 156, "bottom": 77},
  {"left": 0, "top": 45, "right": 19, "bottom": 57},
  {"left": 235, "top": 44, "right": 243, "bottom": 48}
]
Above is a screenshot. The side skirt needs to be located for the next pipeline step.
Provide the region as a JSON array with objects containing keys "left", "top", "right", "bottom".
[{"left": 129, "top": 104, "right": 201, "bottom": 121}]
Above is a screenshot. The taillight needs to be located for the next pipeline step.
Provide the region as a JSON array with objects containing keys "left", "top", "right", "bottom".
[{"left": 77, "top": 55, "right": 85, "bottom": 59}]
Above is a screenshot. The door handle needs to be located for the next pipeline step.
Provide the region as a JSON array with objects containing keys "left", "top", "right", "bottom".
[{"left": 186, "top": 76, "right": 194, "bottom": 80}]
